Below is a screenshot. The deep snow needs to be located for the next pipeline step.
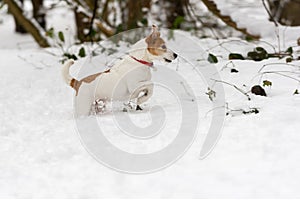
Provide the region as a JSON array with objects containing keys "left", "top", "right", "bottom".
[{"left": 1, "top": 1, "right": 300, "bottom": 198}]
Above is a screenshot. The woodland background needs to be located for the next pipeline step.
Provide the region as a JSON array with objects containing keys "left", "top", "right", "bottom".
[{"left": 2, "top": 0, "right": 300, "bottom": 47}]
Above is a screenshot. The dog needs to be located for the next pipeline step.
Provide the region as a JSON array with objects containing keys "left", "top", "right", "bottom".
[{"left": 62, "top": 25, "right": 177, "bottom": 116}]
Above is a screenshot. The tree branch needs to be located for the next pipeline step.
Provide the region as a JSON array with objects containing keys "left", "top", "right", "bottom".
[
  {"left": 262, "top": 0, "right": 278, "bottom": 27},
  {"left": 87, "top": 0, "right": 98, "bottom": 42},
  {"left": 201, "top": 0, "right": 260, "bottom": 39},
  {"left": 3, "top": 0, "right": 50, "bottom": 48}
]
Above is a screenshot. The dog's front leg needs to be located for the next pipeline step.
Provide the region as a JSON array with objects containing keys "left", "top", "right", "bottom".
[{"left": 129, "top": 82, "right": 153, "bottom": 110}]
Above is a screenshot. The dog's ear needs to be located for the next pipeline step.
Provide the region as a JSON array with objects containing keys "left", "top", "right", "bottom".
[
  {"left": 146, "top": 25, "right": 160, "bottom": 45},
  {"left": 151, "top": 25, "right": 160, "bottom": 38}
]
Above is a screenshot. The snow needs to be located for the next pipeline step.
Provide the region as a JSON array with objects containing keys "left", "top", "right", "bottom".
[{"left": 1, "top": 1, "right": 300, "bottom": 198}]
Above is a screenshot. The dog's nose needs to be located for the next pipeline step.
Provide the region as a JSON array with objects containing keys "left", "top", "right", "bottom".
[{"left": 173, "top": 53, "right": 178, "bottom": 59}]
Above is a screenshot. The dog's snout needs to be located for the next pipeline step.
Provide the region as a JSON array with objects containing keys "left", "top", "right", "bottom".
[{"left": 173, "top": 53, "right": 178, "bottom": 59}]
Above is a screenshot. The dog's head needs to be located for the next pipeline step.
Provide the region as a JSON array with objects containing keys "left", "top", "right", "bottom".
[{"left": 145, "top": 25, "right": 177, "bottom": 63}]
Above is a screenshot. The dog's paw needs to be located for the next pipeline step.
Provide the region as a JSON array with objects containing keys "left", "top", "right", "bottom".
[
  {"left": 91, "top": 99, "right": 106, "bottom": 114},
  {"left": 122, "top": 102, "right": 143, "bottom": 112},
  {"left": 136, "top": 105, "right": 143, "bottom": 111}
]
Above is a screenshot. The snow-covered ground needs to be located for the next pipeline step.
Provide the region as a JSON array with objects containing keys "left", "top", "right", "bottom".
[{"left": 1, "top": 1, "right": 300, "bottom": 198}]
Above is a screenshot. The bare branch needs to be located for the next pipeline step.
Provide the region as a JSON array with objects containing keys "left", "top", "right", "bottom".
[
  {"left": 262, "top": 0, "right": 278, "bottom": 27},
  {"left": 3, "top": 0, "right": 50, "bottom": 48},
  {"left": 201, "top": 0, "right": 260, "bottom": 39}
]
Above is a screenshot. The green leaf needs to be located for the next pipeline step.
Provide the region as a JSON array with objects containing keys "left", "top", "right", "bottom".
[
  {"left": 229, "top": 53, "right": 244, "bottom": 60},
  {"left": 263, "top": 80, "right": 272, "bottom": 87},
  {"left": 63, "top": 53, "right": 77, "bottom": 60},
  {"left": 89, "top": 29, "right": 96, "bottom": 37},
  {"left": 58, "top": 31, "right": 65, "bottom": 43},
  {"left": 285, "top": 47, "right": 293, "bottom": 54},
  {"left": 256, "top": 47, "right": 268, "bottom": 58},
  {"left": 173, "top": 16, "right": 184, "bottom": 29},
  {"left": 246, "top": 47, "right": 269, "bottom": 61},
  {"left": 251, "top": 85, "right": 267, "bottom": 96},
  {"left": 286, "top": 57, "right": 293, "bottom": 63},
  {"left": 116, "top": 24, "right": 123, "bottom": 34},
  {"left": 247, "top": 49, "right": 268, "bottom": 61},
  {"left": 255, "top": 47, "right": 267, "bottom": 54},
  {"left": 208, "top": 53, "right": 218, "bottom": 63},
  {"left": 140, "top": 18, "right": 148, "bottom": 26},
  {"left": 78, "top": 47, "right": 86, "bottom": 58},
  {"left": 46, "top": 27, "right": 54, "bottom": 38},
  {"left": 247, "top": 51, "right": 259, "bottom": 61},
  {"left": 245, "top": 35, "right": 254, "bottom": 42}
]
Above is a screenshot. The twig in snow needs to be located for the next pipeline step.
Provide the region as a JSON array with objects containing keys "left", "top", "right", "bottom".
[
  {"left": 180, "top": 81, "right": 195, "bottom": 101},
  {"left": 257, "top": 71, "right": 300, "bottom": 83},
  {"left": 258, "top": 63, "right": 300, "bottom": 73},
  {"left": 225, "top": 105, "right": 259, "bottom": 116},
  {"left": 205, "top": 103, "right": 259, "bottom": 117},
  {"left": 220, "top": 61, "right": 235, "bottom": 72},
  {"left": 211, "top": 79, "right": 251, "bottom": 100}
]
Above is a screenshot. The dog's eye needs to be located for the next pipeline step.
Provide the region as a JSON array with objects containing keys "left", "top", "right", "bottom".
[{"left": 161, "top": 44, "right": 167, "bottom": 49}]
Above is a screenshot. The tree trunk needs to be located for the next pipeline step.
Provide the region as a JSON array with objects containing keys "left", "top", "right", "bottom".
[
  {"left": 267, "top": 0, "right": 300, "bottom": 26},
  {"left": 74, "top": 0, "right": 102, "bottom": 42},
  {"left": 74, "top": 10, "right": 91, "bottom": 42},
  {"left": 3, "top": 0, "right": 50, "bottom": 47},
  {"left": 165, "top": 0, "right": 185, "bottom": 28},
  {"left": 119, "top": 0, "right": 150, "bottom": 31},
  {"left": 126, "top": 0, "right": 143, "bottom": 29},
  {"left": 32, "top": 0, "right": 46, "bottom": 29},
  {"left": 11, "top": 0, "right": 27, "bottom": 33}
]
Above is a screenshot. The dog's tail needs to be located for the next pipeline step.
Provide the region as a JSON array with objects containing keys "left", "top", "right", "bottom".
[{"left": 62, "top": 59, "right": 75, "bottom": 85}]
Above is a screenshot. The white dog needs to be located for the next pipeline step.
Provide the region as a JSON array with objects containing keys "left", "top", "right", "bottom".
[{"left": 62, "top": 25, "right": 177, "bottom": 116}]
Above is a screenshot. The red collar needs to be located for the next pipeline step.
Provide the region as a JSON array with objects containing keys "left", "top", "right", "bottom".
[{"left": 130, "top": 55, "right": 153, "bottom": 67}]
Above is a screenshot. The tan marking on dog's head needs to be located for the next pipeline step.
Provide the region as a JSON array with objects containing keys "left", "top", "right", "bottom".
[{"left": 146, "top": 25, "right": 167, "bottom": 56}]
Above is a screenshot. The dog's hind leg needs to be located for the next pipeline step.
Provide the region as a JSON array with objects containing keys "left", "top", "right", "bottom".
[{"left": 74, "top": 86, "right": 95, "bottom": 117}]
